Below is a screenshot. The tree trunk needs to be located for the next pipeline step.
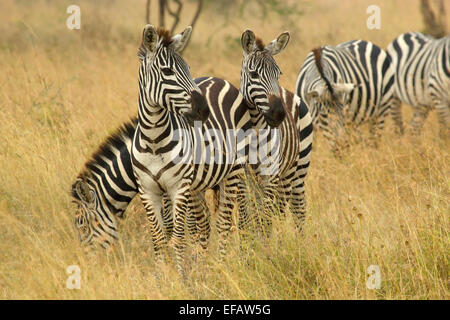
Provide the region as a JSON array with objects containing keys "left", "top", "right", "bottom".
[
  {"left": 420, "top": 0, "right": 447, "bottom": 38},
  {"left": 159, "top": 0, "right": 166, "bottom": 27},
  {"left": 146, "top": 0, "right": 151, "bottom": 24}
]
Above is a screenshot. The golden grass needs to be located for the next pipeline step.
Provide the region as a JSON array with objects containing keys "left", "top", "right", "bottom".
[{"left": 0, "top": 0, "right": 448, "bottom": 299}]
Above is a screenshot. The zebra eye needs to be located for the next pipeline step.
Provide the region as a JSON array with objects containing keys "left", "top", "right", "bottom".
[
  {"left": 249, "top": 71, "right": 258, "bottom": 78},
  {"left": 161, "top": 67, "right": 175, "bottom": 76}
]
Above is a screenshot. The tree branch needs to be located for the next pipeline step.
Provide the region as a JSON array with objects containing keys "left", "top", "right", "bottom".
[
  {"left": 190, "top": 0, "right": 204, "bottom": 30},
  {"left": 159, "top": 0, "right": 166, "bottom": 27},
  {"left": 146, "top": 0, "right": 151, "bottom": 24},
  {"left": 167, "top": 0, "right": 183, "bottom": 34},
  {"left": 420, "top": 0, "right": 446, "bottom": 37}
]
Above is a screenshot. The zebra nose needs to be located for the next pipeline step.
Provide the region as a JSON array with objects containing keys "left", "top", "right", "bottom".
[
  {"left": 184, "top": 90, "right": 210, "bottom": 126},
  {"left": 265, "top": 94, "right": 285, "bottom": 127}
]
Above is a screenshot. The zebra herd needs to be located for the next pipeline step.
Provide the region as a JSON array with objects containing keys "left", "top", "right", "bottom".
[{"left": 71, "top": 25, "right": 449, "bottom": 276}]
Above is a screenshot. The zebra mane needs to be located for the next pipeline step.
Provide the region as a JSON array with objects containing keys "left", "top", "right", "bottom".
[
  {"left": 255, "top": 37, "right": 265, "bottom": 51},
  {"left": 312, "top": 47, "right": 335, "bottom": 96},
  {"left": 72, "top": 117, "right": 138, "bottom": 200},
  {"left": 156, "top": 27, "right": 173, "bottom": 47}
]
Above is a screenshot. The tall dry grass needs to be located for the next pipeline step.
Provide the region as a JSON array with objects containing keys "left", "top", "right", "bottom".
[{"left": 0, "top": 0, "right": 448, "bottom": 299}]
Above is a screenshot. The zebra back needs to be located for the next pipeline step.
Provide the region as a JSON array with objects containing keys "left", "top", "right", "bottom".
[{"left": 386, "top": 32, "right": 450, "bottom": 107}]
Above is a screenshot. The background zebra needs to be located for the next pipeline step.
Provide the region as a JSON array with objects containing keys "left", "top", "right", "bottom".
[
  {"left": 386, "top": 32, "right": 450, "bottom": 136},
  {"left": 131, "top": 25, "right": 253, "bottom": 275},
  {"left": 238, "top": 29, "right": 313, "bottom": 233},
  {"left": 295, "top": 40, "right": 395, "bottom": 150}
]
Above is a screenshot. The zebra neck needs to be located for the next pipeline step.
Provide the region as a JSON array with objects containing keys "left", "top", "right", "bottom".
[
  {"left": 138, "top": 100, "right": 168, "bottom": 128},
  {"left": 137, "top": 103, "right": 180, "bottom": 154},
  {"left": 88, "top": 178, "right": 128, "bottom": 220},
  {"left": 246, "top": 101, "right": 269, "bottom": 130}
]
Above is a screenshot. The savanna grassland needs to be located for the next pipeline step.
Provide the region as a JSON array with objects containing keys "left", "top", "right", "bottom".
[{"left": 0, "top": 0, "right": 448, "bottom": 299}]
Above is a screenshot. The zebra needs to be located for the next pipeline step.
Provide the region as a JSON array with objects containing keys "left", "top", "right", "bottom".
[
  {"left": 71, "top": 117, "right": 212, "bottom": 251},
  {"left": 72, "top": 118, "right": 139, "bottom": 250},
  {"left": 386, "top": 32, "right": 450, "bottom": 137},
  {"left": 295, "top": 40, "right": 395, "bottom": 150},
  {"left": 237, "top": 29, "right": 314, "bottom": 233},
  {"left": 131, "top": 25, "right": 252, "bottom": 275}
]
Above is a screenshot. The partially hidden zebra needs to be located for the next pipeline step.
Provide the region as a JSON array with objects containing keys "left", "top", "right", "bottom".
[
  {"left": 295, "top": 40, "right": 395, "bottom": 150},
  {"left": 237, "top": 29, "right": 314, "bottom": 233},
  {"left": 71, "top": 116, "right": 213, "bottom": 251},
  {"left": 386, "top": 32, "right": 450, "bottom": 136},
  {"left": 131, "top": 25, "right": 253, "bottom": 275}
]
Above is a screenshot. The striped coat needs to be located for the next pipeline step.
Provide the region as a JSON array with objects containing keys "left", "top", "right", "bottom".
[{"left": 386, "top": 32, "right": 450, "bottom": 136}]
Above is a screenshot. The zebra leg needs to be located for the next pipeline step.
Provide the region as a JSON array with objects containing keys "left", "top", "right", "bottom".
[
  {"left": 434, "top": 101, "right": 450, "bottom": 139},
  {"left": 171, "top": 185, "right": 190, "bottom": 277},
  {"left": 409, "top": 105, "right": 430, "bottom": 135},
  {"left": 369, "top": 111, "right": 388, "bottom": 147},
  {"left": 236, "top": 180, "right": 254, "bottom": 252},
  {"left": 390, "top": 97, "right": 404, "bottom": 135},
  {"left": 216, "top": 173, "right": 242, "bottom": 261},
  {"left": 237, "top": 181, "right": 251, "bottom": 232},
  {"left": 161, "top": 194, "right": 173, "bottom": 239},
  {"left": 140, "top": 192, "right": 167, "bottom": 263},
  {"left": 258, "top": 178, "right": 280, "bottom": 238},
  {"left": 290, "top": 175, "right": 307, "bottom": 232},
  {"left": 189, "top": 193, "right": 211, "bottom": 253},
  {"left": 278, "top": 169, "right": 297, "bottom": 219},
  {"left": 186, "top": 197, "right": 199, "bottom": 243}
]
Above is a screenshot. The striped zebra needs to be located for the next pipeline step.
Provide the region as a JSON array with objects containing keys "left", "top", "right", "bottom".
[
  {"left": 386, "top": 32, "right": 450, "bottom": 136},
  {"left": 131, "top": 25, "right": 252, "bottom": 275},
  {"left": 238, "top": 29, "right": 314, "bottom": 232},
  {"left": 71, "top": 117, "right": 212, "bottom": 251},
  {"left": 295, "top": 40, "right": 395, "bottom": 150}
]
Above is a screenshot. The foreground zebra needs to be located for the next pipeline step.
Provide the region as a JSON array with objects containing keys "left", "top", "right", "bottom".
[
  {"left": 295, "top": 40, "right": 395, "bottom": 150},
  {"left": 131, "top": 25, "right": 253, "bottom": 275},
  {"left": 237, "top": 29, "right": 313, "bottom": 233},
  {"left": 386, "top": 32, "right": 450, "bottom": 136}
]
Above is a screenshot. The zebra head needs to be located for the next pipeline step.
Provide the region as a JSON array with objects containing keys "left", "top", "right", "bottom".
[
  {"left": 71, "top": 178, "right": 118, "bottom": 250},
  {"left": 306, "top": 80, "right": 357, "bottom": 147},
  {"left": 240, "top": 29, "right": 290, "bottom": 127},
  {"left": 137, "top": 25, "right": 209, "bottom": 125},
  {"left": 305, "top": 47, "right": 358, "bottom": 147}
]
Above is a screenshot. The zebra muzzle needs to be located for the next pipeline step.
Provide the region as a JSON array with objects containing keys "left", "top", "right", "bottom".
[
  {"left": 184, "top": 90, "right": 210, "bottom": 126},
  {"left": 265, "top": 95, "right": 286, "bottom": 127}
]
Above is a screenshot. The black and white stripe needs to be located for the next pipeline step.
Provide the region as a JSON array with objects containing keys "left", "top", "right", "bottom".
[
  {"left": 71, "top": 117, "right": 211, "bottom": 251},
  {"left": 295, "top": 40, "right": 395, "bottom": 149},
  {"left": 131, "top": 25, "right": 251, "bottom": 275},
  {"left": 386, "top": 32, "right": 450, "bottom": 136},
  {"left": 238, "top": 29, "right": 313, "bottom": 233},
  {"left": 72, "top": 119, "right": 139, "bottom": 250}
]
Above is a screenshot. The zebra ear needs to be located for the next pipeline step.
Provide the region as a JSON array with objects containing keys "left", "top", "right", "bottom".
[
  {"left": 332, "top": 82, "right": 358, "bottom": 104},
  {"left": 138, "top": 24, "right": 159, "bottom": 60},
  {"left": 306, "top": 90, "right": 319, "bottom": 101},
  {"left": 265, "top": 31, "right": 290, "bottom": 55},
  {"left": 332, "top": 82, "right": 358, "bottom": 94},
  {"left": 241, "top": 29, "right": 256, "bottom": 55},
  {"left": 170, "top": 26, "right": 192, "bottom": 53},
  {"left": 74, "top": 180, "right": 94, "bottom": 204}
]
